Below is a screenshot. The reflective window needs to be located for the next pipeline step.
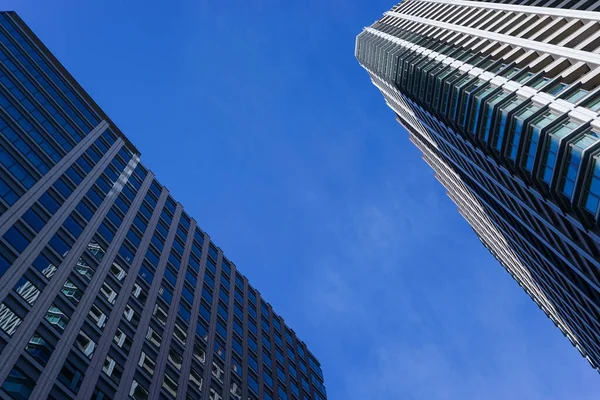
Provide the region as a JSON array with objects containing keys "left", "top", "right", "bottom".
[
  {"left": 58, "top": 359, "right": 84, "bottom": 393},
  {"left": 4, "top": 226, "right": 30, "bottom": 254},
  {"left": 562, "top": 132, "right": 600, "bottom": 199},
  {"left": 25, "top": 333, "right": 53, "bottom": 366},
  {"left": 584, "top": 95, "right": 600, "bottom": 113},
  {"left": 129, "top": 379, "right": 149, "bottom": 400},
  {"left": 146, "top": 326, "right": 162, "bottom": 348},
  {"left": 75, "top": 330, "right": 96, "bottom": 358},
  {"left": 2, "top": 365, "right": 34, "bottom": 400},
  {"left": 153, "top": 304, "right": 168, "bottom": 325},
  {"left": 14, "top": 277, "right": 40, "bottom": 305},
  {"left": 524, "top": 112, "right": 559, "bottom": 171},
  {"left": 45, "top": 304, "right": 69, "bottom": 331},
  {"left": 0, "top": 302, "right": 21, "bottom": 336},
  {"left": 584, "top": 156, "right": 600, "bottom": 214},
  {"left": 492, "top": 96, "right": 522, "bottom": 151},
  {"left": 566, "top": 88, "right": 588, "bottom": 104},
  {"left": 546, "top": 82, "right": 568, "bottom": 96},
  {"left": 541, "top": 120, "right": 579, "bottom": 183},
  {"left": 507, "top": 104, "right": 540, "bottom": 160},
  {"left": 88, "top": 304, "right": 107, "bottom": 329},
  {"left": 61, "top": 279, "right": 83, "bottom": 304},
  {"left": 138, "top": 351, "right": 156, "bottom": 376}
]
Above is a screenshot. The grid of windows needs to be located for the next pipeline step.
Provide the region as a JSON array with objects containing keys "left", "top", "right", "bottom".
[
  {"left": 358, "top": 0, "right": 600, "bottom": 374},
  {"left": 0, "top": 11, "right": 326, "bottom": 400}
]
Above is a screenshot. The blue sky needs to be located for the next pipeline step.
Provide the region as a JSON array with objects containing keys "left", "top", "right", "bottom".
[{"left": 12, "top": 0, "right": 600, "bottom": 398}]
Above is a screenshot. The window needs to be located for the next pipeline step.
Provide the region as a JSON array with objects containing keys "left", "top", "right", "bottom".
[
  {"left": 123, "top": 304, "right": 139, "bottom": 328},
  {"left": 182, "top": 285, "right": 194, "bottom": 305},
  {"left": 162, "top": 371, "right": 178, "bottom": 397},
  {"left": 102, "top": 355, "right": 123, "bottom": 383},
  {"left": 216, "top": 321, "right": 227, "bottom": 339},
  {"left": 562, "top": 132, "right": 600, "bottom": 199},
  {"left": 212, "top": 361, "right": 224, "bottom": 382},
  {"left": 196, "top": 320, "right": 208, "bottom": 341},
  {"left": 14, "top": 277, "right": 40, "bottom": 306},
  {"left": 248, "top": 336, "right": 257, "bottom": 352},
  {"left": 45, "top": 304, "right": 69, "bottom": 331},
  {"left": 4, "top": 226, "right": 30, "bottom": 254},
  {"left": 75, "top": 330, "right": 96, "bottom": 358},
  {"left": 546, "top": 82, "right": 567, "bottom": 96},
  {"left": 58, "top": 359, "right": 84, "bottom": 394},
  {"left": 61, "top": 279, "right": 83, "bottom": 303},
  {"left": 22, "top": 208, "right": 46, "bottom": 233},
  {"left": 189, "top": 368, "right": 203, "bottom": 390},
  {"left": 233, "top": 338, "right": 242, "bottom": 355},
  {"left": 523, "top": 112, "right": 558, "bottom": 171},
  {"left": 132, "top": 283, "right": 147, "bottom": 304},
  {"left": 566, "top": 88, "right": 588, "bottom": 104},
  {"left": 164, "top": 267, "right": 177, "bottom": 286},
  {"left": 263, "top": 350, "right": 272, "bottom": 368},
  {"left": 173, "top": 321, "right": 187, "bottom": 344},
  {"left": 263, "top": 370, "right": 273, "bottom": 387},
  {"left": 139, "top": 264, "right": 154, "bottom": 285},
  {"left": 100, "top": 282, "right": 117, "bottom": 304},
  {"left": 25, "top": 333, "right": 53, "bottom": 366},
  {"left": 154, "top": 304, "right": 168, "bottom": 325},
  {"left": 110, "top": 262, "right": 127, "bottom": 281},
  {"left": 169, "top": 347, "right": 183, "bottom": 370},
  {"left": 194, "top": 341, "right": 206, "bottom": 364},
  {"left": 542, "top": 120, "right": 579, "bottom": 184},
  {"left": 88, "top": 304, "right": 107, "bottom": 329},
  {"left": 214, "top": 339, "right": 225, "bottom": 360},
  {"left": 232, "top": 358, "right": 242, "bottom": 377},
  {"left": 146, "top": 326, "right": 162, "bottom": 348},
  {"left": 2, "top": 366, "right": 35, "bottom": 400},
  {"left": 159, "top": 285, "right": 172, "bottom": 304},
  {"left": 584, "top": 158, "right": 600, "bottom": 214},
  {"left": 129, "top": 379, "right": 149, "bottom": 400},
  {"left": 114, "top": 328, "right": 131, "bottom": 349},
  {"left": 491, "top": 97, "right": 521, "bottom": 151},
  {"left": 262, "top": 334, "right": 271, "bottom": 350},
  {"left": 138, "top": 351, "right": 156, "bottom": 376},
  {"left": 507, "top": 104, "right": 540, "bottom": 160},
  {"left": 199, "top": 302, "right": 211, "bottom": 322},
  {"left": 248, "top": 374, "right": 258, "bottom": 394},
  {"left": 75, "top": 257, "right": 94, "bottom": 281}
]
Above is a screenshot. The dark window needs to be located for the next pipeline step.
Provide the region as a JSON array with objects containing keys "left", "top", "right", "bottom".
[
  {"left": 0, "top": 252, "right": 11, "bottom": 278},
  {"left": 25, "top": 332, "right": 54, "bottom": 367},
  {"left": 164, "top": 267, "right": 177, "bottom": 286},
  {"left": 63, "top": 215, "right": 83, "bottom": 239},
  {"left": 4, "top": 226, "right": 30, "bottom": 253},
  {"left": 182, "top": 285, "right": 194, "bottom": 304},
  {"left": 139, "top": 265, "right": 154, "bottom": 285},
  {"left": 200, "top": 302, "right": 211, "bottom": 322},
  {"left": 208, "top": 245, "right": 218, "bottom": 260},
  {"left": 58, "top": 359, "right": 84, "bottom": 394},
  {"left": 75, "top": 201, "right": 93, "bottom": 221},
  {"left": 178, "top": 304, "right": 191, "bottom": 322},
  {"left": 39, "top": 192, "right": 60, "bottom": 214},
  {"left": 22, "top": 208, "right": 46, "bottom": 232},
  {"left": 2, "top": 365, "right": 34, "bottom": 400}
]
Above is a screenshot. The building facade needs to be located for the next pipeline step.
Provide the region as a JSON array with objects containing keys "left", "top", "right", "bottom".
[
  {"left": 356, "top": 0, "right": 600, "bottom": 371},
  {"left": 0, "top": 11, "right": 326, "bottom": 400}
]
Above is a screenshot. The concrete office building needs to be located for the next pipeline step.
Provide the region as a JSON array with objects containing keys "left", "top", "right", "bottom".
[
  {"left": 356, "top": 0, "right": 600, "bottom": 371},
  {"left": 0, "top": 11, "right": 327, "bottom": 400}
]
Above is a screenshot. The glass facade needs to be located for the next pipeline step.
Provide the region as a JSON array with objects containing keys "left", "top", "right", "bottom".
[
  {"left": 357, "top": 0, "right": 600, "bottom": 373},
  {"left": 0, "top": 11, "right": 326, "bottom": 400}
]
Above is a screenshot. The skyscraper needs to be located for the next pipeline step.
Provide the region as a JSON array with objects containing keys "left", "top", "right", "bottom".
[
  {"left": 0, "top": 11, "right": 326, "bottom": 400},
  {"left": 356, "top": 0, "right": 600, "bottom": 371}
]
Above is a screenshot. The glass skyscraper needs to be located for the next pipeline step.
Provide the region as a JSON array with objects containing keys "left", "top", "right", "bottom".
[
  {"left": 0, "top": 11, "right": 326, "bottom": 400},
  {"left": 357, "top": 0, "right": 600, "bottom": 372}
]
